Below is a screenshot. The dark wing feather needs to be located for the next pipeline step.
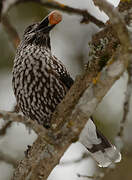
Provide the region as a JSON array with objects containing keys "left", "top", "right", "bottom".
[
  {"left": 52, "top": 55, "right": 74, "bottom": 90},
  {"left": 59, "top": 73, "right": 74, "bottom": 89}
]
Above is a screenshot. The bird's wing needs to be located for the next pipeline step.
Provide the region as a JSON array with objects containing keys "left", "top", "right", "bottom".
[
  {"left": 51, "top": 55, "right": 74, "bottom": 90},
  {"left": 59, "top": 73, "right": 74, "bottom": 89}
]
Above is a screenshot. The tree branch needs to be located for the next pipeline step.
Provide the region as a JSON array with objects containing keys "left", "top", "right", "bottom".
[
  {"left": 93, "top": 0, "right": 132, "bottom": 148},
  {"left": 12, "top": 47, "right": 129, "bottom": 179},
  {"left": 3, "top": 0, "right": 105, "bottom": 28},
  {"left": 93, "top": 0, "right": 131, "bottom": 51},
  {"left": 1, "top": 15, "right": 20, "bottom": 48},
  {"left": 0, "top": 121, "right": 12, "bottom": 136},
  {"left": 0, "top": 104, "right": 20, "bottom": 136},
  {"left": 0, "top": 110, "right": 46, "bottom": 136},
  {"left": 0, "top": 0, "right": 131, "bottom": 179}
]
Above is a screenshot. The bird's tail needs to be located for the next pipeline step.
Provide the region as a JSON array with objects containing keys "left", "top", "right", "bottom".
[{"left": 79, "top": 119, "right": 121, "bottom": 167}]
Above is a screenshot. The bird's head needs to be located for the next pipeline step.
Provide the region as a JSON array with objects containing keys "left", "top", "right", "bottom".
[{"left": 22, "top": 11, "right": 62, "bottom": 48}]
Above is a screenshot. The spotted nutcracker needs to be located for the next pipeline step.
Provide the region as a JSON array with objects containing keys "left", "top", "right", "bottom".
[{"left": 12, "top": 11, "right": 121, "bottom": 167}]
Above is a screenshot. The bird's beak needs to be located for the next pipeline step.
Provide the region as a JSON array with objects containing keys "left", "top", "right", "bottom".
[{"left": 36, "top": 11, "right": 62, "bottom": 33}]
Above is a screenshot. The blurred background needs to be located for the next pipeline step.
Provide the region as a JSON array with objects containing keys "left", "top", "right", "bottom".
[{"left": 0, "top": 0, "right": 132, "bottom": 179}]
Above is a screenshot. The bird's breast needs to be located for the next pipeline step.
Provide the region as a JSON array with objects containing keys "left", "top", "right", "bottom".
[{"left": 12, "top": 54, "right": 67, "bottom": 127}]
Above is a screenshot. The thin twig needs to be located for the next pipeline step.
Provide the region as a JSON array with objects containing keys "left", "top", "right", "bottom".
[
  {"left": 0, "top": 105, "right": 20, "bottom": 136},
  {"left": 77, "top": 173, "right": 103, "bottom": 179},
  {"left": 0, "top": 121, "right": 12, "bottom": 136},
  {"left": 1, "top": 15, "right": 20, "bottom": 48},
  {"left": 6, "top": 0, "right": 105, "bottom": 28},
  {"left": 0, "top": 110, "right": 46, "bottom": 135},
  {"left": 93, "top": 0, "right": 130, "bottom": 52}
]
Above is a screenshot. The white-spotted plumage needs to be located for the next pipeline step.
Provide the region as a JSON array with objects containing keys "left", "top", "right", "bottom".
[
  {"left": 12, "top": 14, "right": 121, "bottom": 167},
  {"left": 13, "top": 34, "right": 72, "bottom": 127}
]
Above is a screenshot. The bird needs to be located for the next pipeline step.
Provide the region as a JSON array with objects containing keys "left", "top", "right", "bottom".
[{"left": 12, "top": 11, "right": 121, "bottom": 167}]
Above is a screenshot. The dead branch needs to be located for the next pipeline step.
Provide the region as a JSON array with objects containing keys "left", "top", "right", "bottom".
[
  {"left": 0, "top": 110, "right": 46, "bottom": 136},
  {"left": 0, "top": 104, "right": 20, "bottom": 136}
]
